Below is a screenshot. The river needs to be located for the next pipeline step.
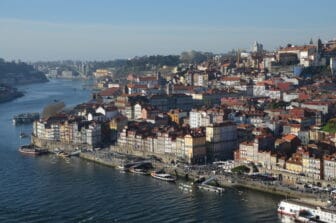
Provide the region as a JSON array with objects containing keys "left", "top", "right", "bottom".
[{"left": 0, "top": 79, "right": 284, "bottom": 222}]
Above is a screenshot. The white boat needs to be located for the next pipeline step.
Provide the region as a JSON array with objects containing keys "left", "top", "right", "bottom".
[
  {"left": 151, "top": 172, "right": 176, "bottom": 182},
  {"left": 179, "top": 183, "right": 193, "bottom": 192},
  {"left": 18, "top": 145, "right": 41, "bottom": 155},
  {"left": 117, "top": 165, "right": 127, "bottom": 171},
  {"left": 278, "top": 199, "right": 336, "bottom": 223},
  {"left": 129, "top": 168, "right": 149, "bottom": 175},
  {"left": 69, "top": 150, "right": 81, "bottom": 156}
]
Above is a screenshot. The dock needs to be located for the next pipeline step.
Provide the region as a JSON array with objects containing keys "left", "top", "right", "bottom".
[
  {"left": 75, "top": 150, "right": 325, "bottom": 201},
  {"left": 198, "top": 184, "right": 225, "bottom": 194},
  {"left": 197, "top": 176, "right": 225, "bottom": 194}
]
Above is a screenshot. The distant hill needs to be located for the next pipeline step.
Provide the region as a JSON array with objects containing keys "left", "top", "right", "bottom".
[
  {"left": 0, "top": 58, "right": 48, "bottom": 85},
  {"left": 91, "top": 51, "right": 212, "bottom": 77},
  {"left": 92, "top": 55, "right": 180, "bottom": 77}
]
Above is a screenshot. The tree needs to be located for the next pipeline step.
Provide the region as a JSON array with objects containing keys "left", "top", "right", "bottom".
[{"left": 180, "top": 50, "right": 210, "bottom": 64}]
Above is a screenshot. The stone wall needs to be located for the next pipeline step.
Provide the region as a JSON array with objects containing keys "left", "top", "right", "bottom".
[
  {"left": 32, "top": 136, "right": 93, "bottom": 152},
  {"left": 261, "top": 168, "right": 335, "bottom": 188},
  {"left": 111, "top": 145, "right": 178, "bottom": 164}
]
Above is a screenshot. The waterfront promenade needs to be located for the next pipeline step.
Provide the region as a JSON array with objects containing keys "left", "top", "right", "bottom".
[{"left": 79, "top": 148, "right": 330, "bottom": 204}]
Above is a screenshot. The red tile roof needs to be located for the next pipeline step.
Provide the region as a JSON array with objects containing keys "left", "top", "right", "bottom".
[
  {"left": 278, "top": 45, "right": 316, "bottom": 52},
  {"left": 99, "top": 87, "right": 121, "bottom": 97},
  {"left": 282, "top": 134, "right": 297, "bottom": 142}
]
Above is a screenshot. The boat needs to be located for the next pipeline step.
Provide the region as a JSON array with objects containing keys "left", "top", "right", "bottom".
[
  {"left": 179, "top": 183, "right": 193, "bottom": 192},
  {"left": 278, "top": 199, "right": 336, "bottom": 223},
  {"left": 18, "top": 145, "right": 41, "bottom": 155},
  {"left": 13, "top": 112, "right": 40, "bottom": 125},
  {"left": 151, "top": 171, "right": 176, "bottom": 182},
  {"left": 69, "top": 150, "right": 81, "bottom": 156},
  {"left": 129, "top": 167, "right": 149, "bottom": 175},
  {"left": 117, "top": 165, "right": 128, "bottom": 171},
  {"left": 52, "top": 148, "right": 61, "bottom": 154},
  {"left": 295, "top": 210, "right": 317, "bottom": 223},
  {"left": 57, "top": 151, "right": 70, "bottom": 158}
]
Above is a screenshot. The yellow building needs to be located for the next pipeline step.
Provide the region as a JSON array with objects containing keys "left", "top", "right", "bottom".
[
  {"left": 93, "top": 69, "right": 112, "bottom": 78},
  {"left": 109, "top": 115, "right": 128, "bottom": 142},
  {"left": 167, "top": 112, "right": 179, "bottom": 124},
  {"left": 167, "top": 109, "right": 187, "bottom": 125},
  {"left": 184, "top": 133, "right": 206, "bottom": 164},
  {"left": 309, "top": 126, "right": 325, "bottom": 142},
  {"left": 109, "top": 116, "right": 128, "bottom": 131},
  {"left": 286, "top": 159, "right": 303, "bottom": 173}
]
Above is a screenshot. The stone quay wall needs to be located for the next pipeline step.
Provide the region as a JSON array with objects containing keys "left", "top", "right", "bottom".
[
  {"left": 80, "top": 149, "right": 319, "bottom": 200},
  {"left": 110, "top": 145, "right": 178, "bottom": 164},
  {"left": 32, "top": 136, "right": 93, "bottom": 152}
]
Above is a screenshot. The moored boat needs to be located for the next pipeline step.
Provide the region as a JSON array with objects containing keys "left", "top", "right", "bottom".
[
  {"left": 57, "top": 151, "right": 70, "bottom": 158},
  {"left": 151, "top": 171, "right": 176, "bottom": 182},
  {"left": 18, "top": 145, "right": 41, "bottom": 155},
  {"left": 69, "top": 150, "right": 81, "bottom": 156},
  {"left": 295, "top": 210, "right": 316, "bottom": 223},
  {"left": 13, "top": 112, "right": 40, "bottom": 125},
  {"left": 129, "top": 167, "right": 149, "bottom": 175},
  {"left": 278, "top": 199, "right": 336, "bottom": 223},
  {"left": 179, "top": 183, "right": 194, "bottom": 192},
  {"left": 117, "top": 165, "right": 128, "bottom": 171}
]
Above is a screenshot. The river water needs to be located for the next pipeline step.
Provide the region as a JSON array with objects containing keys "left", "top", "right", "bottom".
[{"left": 0, "top": 79, "right": 284, "bottom": 222}]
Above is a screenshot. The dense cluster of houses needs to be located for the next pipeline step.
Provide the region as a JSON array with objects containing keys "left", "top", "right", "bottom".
[{"left": 33, "top": 39, "right": 336, "bottom": 182}]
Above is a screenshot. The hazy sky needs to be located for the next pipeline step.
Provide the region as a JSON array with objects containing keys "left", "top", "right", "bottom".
[{"left": 0, "top": 0, "right": 336, "bottom": 61}]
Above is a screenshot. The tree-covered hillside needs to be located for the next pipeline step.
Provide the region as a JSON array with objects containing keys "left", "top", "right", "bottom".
[{"left": 0, "top": 58, "right": 48, "bottom": 85}]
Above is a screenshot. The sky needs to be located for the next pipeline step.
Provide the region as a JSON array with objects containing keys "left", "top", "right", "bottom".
[{"left": 0, "top": 0, "right": 336, "bottom": 61}]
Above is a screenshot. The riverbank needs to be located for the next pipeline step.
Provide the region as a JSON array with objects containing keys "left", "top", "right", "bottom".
[
  {"left": 78, "top": 149, "right": 326, "bottom": 204},
  {"left": 0, "top": 84, "right": 24, "bottom": 103},
  {"left": 0, "top": 91, "right": 24, "bottom": 103}
]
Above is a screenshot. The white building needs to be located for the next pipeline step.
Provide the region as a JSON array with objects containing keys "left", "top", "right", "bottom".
[
  {"left": 278, "top": 45, "right": 317, "bottom": 67},
  {"left": 301, "top": 102, "right": 329, "bottom": 115},
  {"left": 189, "top": 110, "right": 208, "bottom": 128},
  {"left": 134, "top": 103, "right": 142, "bottom": 119},
  {"left": 283, "top": 92, "right": 299, "bottom": 102},
  {"left": 253, "top": 84, "right": 281, "bottom": 99},
  {"left": 252, "top": 41, "right": 263, "bottom": 53},
  {"left": 84, "top": 123, "right": 101, "bottom": 146},
  {"left": 331, "top": 57, "right": 336, "bottom": 74},
  {"left": 324, "top": 155, "right": 336, "bottom": 180},
  {"left": 96, "top": 106, "right": 119, "bottom": 120},
  {"left": 61, "top": 70, "right": 73, "bottom": 78}
]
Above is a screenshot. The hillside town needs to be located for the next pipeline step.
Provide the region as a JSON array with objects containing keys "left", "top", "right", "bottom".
[{"left": 32, "top": 39, "right": 336, "bottom": 190}]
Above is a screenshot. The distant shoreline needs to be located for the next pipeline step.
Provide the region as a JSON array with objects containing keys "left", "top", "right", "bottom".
[
  {"left": 0, "top": 91, "right": 24, "bottom": 103},
  {"left": 0, "top": 85, "right": 24, "bottom": 104},
  {"left": 0, "top": 78, "right": 50, "bottom": 104}
]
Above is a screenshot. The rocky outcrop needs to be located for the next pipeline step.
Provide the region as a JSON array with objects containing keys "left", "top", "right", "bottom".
[{"left": 0, "top": 84, "right": 23, "bottom": 103}]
